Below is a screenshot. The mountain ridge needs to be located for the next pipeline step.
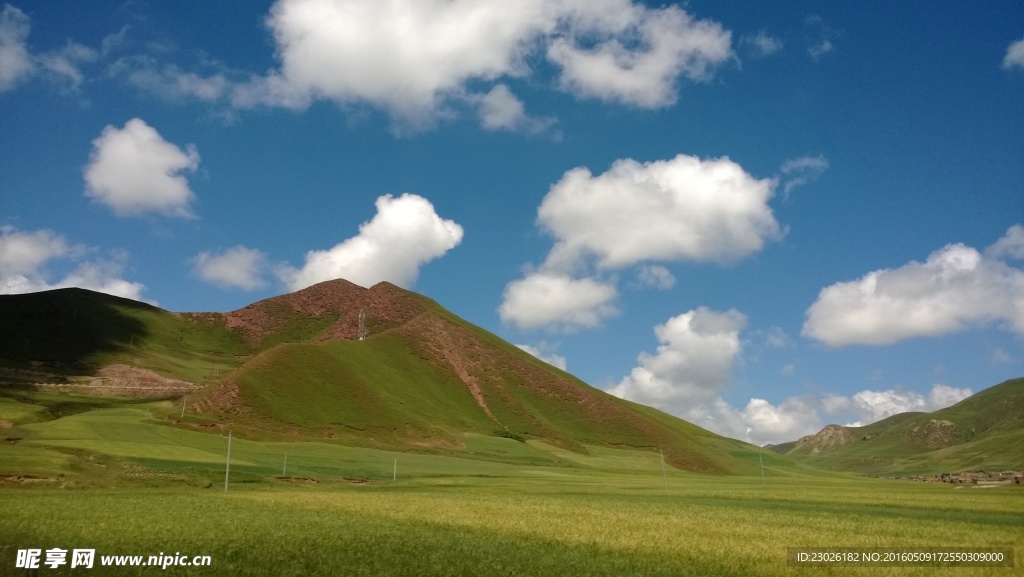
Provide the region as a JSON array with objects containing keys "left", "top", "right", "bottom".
[
  {"left": 769, "top": 377, "right": 1024, "bottom": 474},
  {"left": 0, "top": 281, "right": 766, "bottom": 474}
]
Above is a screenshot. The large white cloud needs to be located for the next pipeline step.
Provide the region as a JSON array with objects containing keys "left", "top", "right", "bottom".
[
  {"left": 0, "top": 4, "right": 32, "bottom": 92},
  {"left": 1003, "top": 37, "right": 1024, "bottom": 70},
  {"left": 499, "top": 272, "right": 617, "bottom": 331},
  {"left": 83, "top": 118, "right": 200, "bottom": 218},
  {"left": 0, "top": 226, "right": 68, "bottom": 278},
  {"left": 803, "top": 230, "right": 1024, "bottom": 347},
  {"left": 231, "top": 0, "right": 732, "bottom": 125},
  {"left": 0, "top": 226, "right": 148, "bottom": 302},
  {"left": 500, "top": 153, "right": 779, "bottom": 331},
  {"left": 282, "top": 193, "right": 463, "bottom": 290},
  {"left": 191, "top": 246, "right": 269, "bottom": 291},
  {"left": 608, "top": 303, "right": 975, "bottom": 445},
  {"left": 609, "top": 307, "right": 746, "bottom": 407},
  {"left": 539, "top": 154, "right": 782, "bottom": 271},
  {"left": 547, "top": 4, "right": 731, "bottom": 108},
  {"left": 665, "top": 383, "right": 972, "bottom": 447}
]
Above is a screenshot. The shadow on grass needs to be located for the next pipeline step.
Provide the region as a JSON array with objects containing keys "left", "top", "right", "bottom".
[{"left": 0, "top": 287, "right": 150, "bottom": 373}]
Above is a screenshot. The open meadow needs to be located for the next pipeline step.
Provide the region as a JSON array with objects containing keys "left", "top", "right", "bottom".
[{"left": 1, "top": 395, "right": 1022, "bottom": 576}]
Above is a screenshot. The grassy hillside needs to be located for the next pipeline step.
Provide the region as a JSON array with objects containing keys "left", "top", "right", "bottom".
[
  {"left": 0, "top": 289, "right": 251, "bottom": 383},
  {"left": 1, "top": 282, "right": 782, "bottom": 475},
  {"left": 777, "top": 378, "right": 1024, "bottom": 475}
]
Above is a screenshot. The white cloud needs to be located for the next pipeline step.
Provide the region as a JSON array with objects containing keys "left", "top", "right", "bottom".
[
  {"left": 232, "top": 0, "right": 732, "bottom": 125},
  {"left": 609, "top": 307, "right": 746, "bottom": 407},
  {"left": 282, "top": 193, "right": 463, "bottom": 291},
  {"left": 538, "top": 154, "right": 782, "bottom": 271},
  {"left": 83, "top": 118, "right": 200, "bottom": 218},
  {"left": 1003, "top": 37, "right": 1024, "bottom": 70},
  {"left": 56, "top": 255, "right": 148, "bottom": 302},
  {"left": 192, "top": 246, "right": 269, "bottom": 291},
  {"left": 113, "top": 56, "right": 230, "bottom": 102},
  {"left": 0, "top": 226, "right": 68, "bottom": 278},
  {"left": 234, "top": 0, "right": 553, "bottom": 123},
  {"left": 780, "top": 154, "right": 828, "bottom": 197},
  {"left": 604, "top": 302, "right": 976, "bottom": 445},
  {"left": 989, "top": 346, "right": 1013, "bottom": 364},
  {"left": 635, "top": 264, "right": 675, "bottom": 290},
  {"left": 685, "top": 383, "right": 972, "bottom": 447},
  {"left": 499, "top": 272, "right": 617, "bottom": 331},
  {"left": 547, "top": 3, "right": 732, "bottom": 108},
  {"left": 761, "top": 326, "right": 793, "bottom": 349},
  {"left": 805, "top": 15, "right": 838, "bottom": 61},
  {"left": 476, "top": 84, "right": 554, "bottom": 134},
  {"left": 925, "top": 383, "right": 972, "bottom": 411},
  {"left": 986, "top": 224, "right": 1024, "bottom": 261},
  {"left": 0, "top": 4, "right": 32, "bottom": 92},
  {"left": 500, "top": 153, "right": 778, "bottom": 331},
  {"left": 516, "top": 343, "right": 567, "bottom": 371},
  {"left": 803, "top": 235, "right": 1024, "bottom": 347},
  {"left": 38, "top": 41, "right": 98, "bottom": 90},
  {"left": 0, "top": 226, "right": 148, "bottom": 302},
  {"left": 741, "top": 30, "right": 783, "bottom": 58}
]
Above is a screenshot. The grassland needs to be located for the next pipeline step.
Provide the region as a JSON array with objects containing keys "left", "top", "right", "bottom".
[
  {"left": 2, "top": 393, "right": 1022, "bottom": 576},
  {"left": 2, "top": 475, "right": 1021, "bottom": 576},
  {"left": 778, "top": 378, "right": 1024, "bottom": 476}
]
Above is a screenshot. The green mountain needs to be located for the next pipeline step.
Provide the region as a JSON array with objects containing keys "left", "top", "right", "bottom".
[
  {"left": 0, "top": 280, "right": 774, "bottom": 474},
  {"left": 770, "top": 378, "right": 1024, "bottom": 475}
]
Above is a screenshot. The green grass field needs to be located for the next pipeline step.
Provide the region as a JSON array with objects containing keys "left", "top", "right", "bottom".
[{"left": 2, "top": 392, "right": 1022, "bottom": 576}]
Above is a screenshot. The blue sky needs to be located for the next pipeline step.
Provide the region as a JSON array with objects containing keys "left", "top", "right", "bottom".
[{"left": 1, "top": 0, "right": 1022, "bottom": 445}]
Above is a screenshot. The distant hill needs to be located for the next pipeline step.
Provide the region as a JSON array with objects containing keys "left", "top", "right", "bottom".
[
  {"left": 769, "top": 378, "right": 1024, "bottom": 475},
  {"left": 0, "top": 281, "right": 780, "bottom": 475}
]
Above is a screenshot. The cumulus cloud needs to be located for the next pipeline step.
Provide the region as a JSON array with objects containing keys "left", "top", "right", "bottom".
[
  {"left": 0, "top": 4, "right": 32, "bottom": 91},
  {"left": 0, "top": 226, "right": 148, "bottom": 301},
  {"left": 499, "top": 272, "right": 617, "bottom": 331},
  {"left": 682, "top": 383, "right": 972, "bottom": 447},
  {"left": 83, "top": 118, "right": 200, "bottom": 218},
  {"left": 547, "top": 3, "right": 732, "bottom": 108},
  {"left": 635, "top": 264, "right": 675, "bottom": 290},
  {"left": 780, "top": 154, "right": 828, "bottom": 197},
  {"left": 539, "top": 154, "right": 782, "bottom": 271},
  {"left": 741, "top": 31, "right": 783, "bottom": 58},
  {"left": 191, "top": 246, "right": 269, "bottom": 291},
  {"left": 1003, "top": 37, "right": 1024, "bottom": 70},
  {"left": 0, "top": 226, "right": 68, "bottom": 278},
  {"left": 606, "top": 304, "right": 975, "bottom": 445},
  {"left": 986, "top": 224, "right": 1024, "bottom": 261},
  {"left": 282, "top": 193, "right": 463, "bottom": 291},
  {"left": 516, "top": 343, "right": 567, "bottom": 371},
  {"left": 500, "top": 153, "right": 779, "bottom": 331},
  {"left": 232, "top": 0, "right": 732, "bottom": 126},
  {"left": 475, "top": 84, "right": 554, "bottom": 135},
  {"left": 803, "top": 230, "right": 1024, "bottom": 347},
  {"left": 609, "top": 307, "right": 746, "bottom": 407}
]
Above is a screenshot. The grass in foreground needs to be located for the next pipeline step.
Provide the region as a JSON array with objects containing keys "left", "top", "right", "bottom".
[
  {"left": 1, "top": 475, "right": 1021, "bottom": 577},
  {"left": 1, "top": 391, "right": 1021, "bottom": 576}
]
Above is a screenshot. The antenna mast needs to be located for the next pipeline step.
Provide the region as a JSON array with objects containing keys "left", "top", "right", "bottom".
[{"left": 358, "top": 309, "right": 366, "bottom": 341}]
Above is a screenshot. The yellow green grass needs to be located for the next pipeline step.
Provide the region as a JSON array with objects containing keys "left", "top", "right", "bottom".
[
  {"left": 2, "top": 392, "right": 1022, "bottom": 576},
  {"left": 1, "top": 476, "right": 1021, "bottom": 577}
]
